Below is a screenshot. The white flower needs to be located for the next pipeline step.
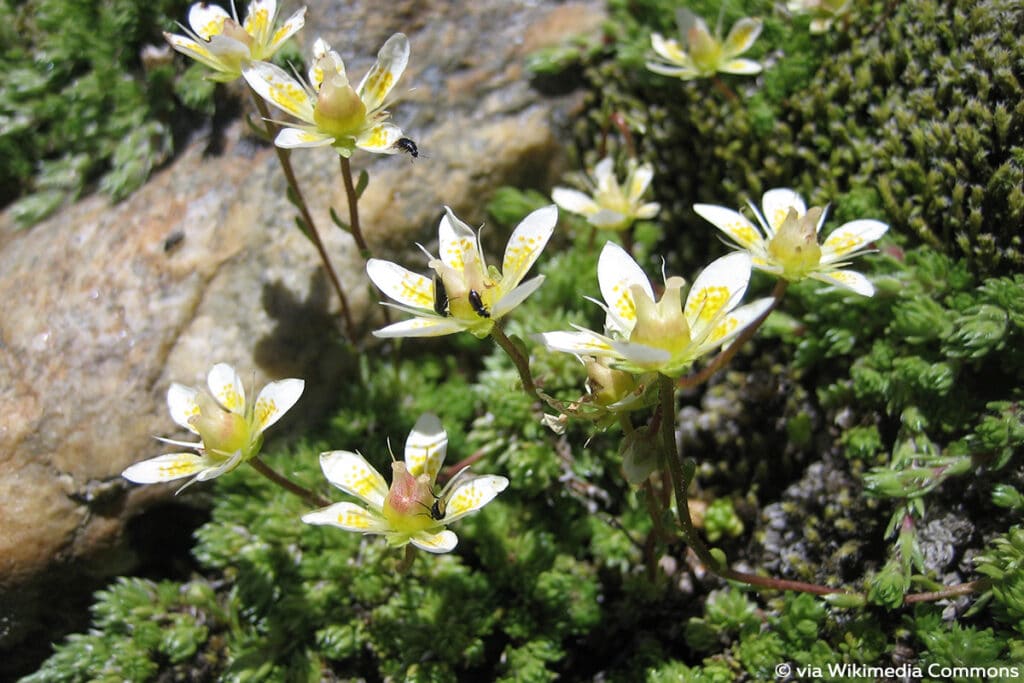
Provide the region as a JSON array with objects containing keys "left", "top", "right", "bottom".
[
  {"left": 302, "top": 413, "right": 508, "bottom": 553},
  {"left": 694, "top": 188, "right": 889, "bottom": 296},
  {"left": 366, "top": 205, "right": 557, "bottom": 339},
  {"left": 539, "top": 242, "right": 772, "bottom": 377},
  {"left": 242, "top": 34, "right": 409, "bottom": 156},
  {"left": 646, "top": 10, "right": 762, "bottom": 81},
  {"left": 552, "top": 157, "right": 660, "bottom": 231},
  {"left": 122, "top": 363, "right": 304, "bottom": 490},
  {"left": 787, "top": 0, "right": 853, "bottom": 34},
  {"left": 164, "top": 0, "right": 306, "bottom": 82}
]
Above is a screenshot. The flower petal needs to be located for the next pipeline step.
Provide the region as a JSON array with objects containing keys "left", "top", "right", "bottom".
[
  {"left": 636, "top": 202, "right": 661, "bottom": 220},
  {"left": 253, "top": 378, "right": 304, "bottom": 433},
  {"left": 274, "top": 127, "right": 335, "bottom": 148},
  {"left": 820, "top": 219, "right": 888, "bottom": 262},
  {"left": 552, "top": 188, "right": 599, "bottom": 216},
  {"left": 722, "top": 18, "right": 762, "bottom": 57},
  {"left": 645, "top": 61, "right": 699, "bottom": 79},
  {"left": 410, "top": 529, "right": 458, "bottom": 553},
  {"left": 607, "top": 340, "right": 672, "bottom": 367},
  {"left": 207, "top": 363, "right": 246, "bottom": 414},
  {"left": 242, "top": 61, "right": 315, "bottom": 123},
  {"left": 122, "top": 452, "right": 210, "bottom": 483},
  {"left": 164, "top": 32, "right": 231, "bottom": 73},
  {"left": 438, "top": 208, "right": 482, "bottom": 273},
  {"left": 810, "top": 269, "right": 876, "bottom": 296},
  {"left": 692, "top": 297, "right": 774, "bottom": 355},
  {"left": 760, "top": 188, "right": 806, "bottom": 233},
  {"left": 684, "top": 252, "right": 751, "bottom": 338},
  {"left": 356, "top": 123, "right": 404, "bottom": 153},
  {"left": 357, "top": 32, "right": 409, "bottom": 112},
  {"left": 265, "top": 6, "right": 306, "bottom": 55},
  {"left": 167, "top": 382, "right": 200, "bottom": 433},
  {"left": 404, "top": 412, "right": 447, "bottom": 482},
  {"left": 242, "top": 0, "right": 276, "bottom": 47},
  {"left": 627, "top": 163, "right": 654, "bottom": 202},
  {"left": 188, "top": 3, "right": 230, "bottom": 40},
  {"left": 719, "top": 58, "right": 762, "bottom": 75},
  {"left": 538, "top": 329, "right": 616, "bottom": 356},
  {"left": 372, "top": 316, "right": 467, "bottom": 338},
  {"left": 501, "top": 205, "right": 557, "bottom": 291},
  {"left": 598, "top": 241, "right": 654, "bottom": 336},
  {"left": 302, "top": 501, "right": 391, "bottom": 533},
  {"left": 319, "top": 450, "right": 388, "bottom": 509},
  {"left": 491, "top": 275, "right": 545, "bottom": 318},
  {"left": 693, "top": 203, "right": 765, "bottom": 250},
  {"left": 366, "top": 259, "right": 435, "bottom": 310},
  {"left": 194, "top": 449, "right": 246, "bottom": 481},
  {"left": 442, "top": 475, "right": 509, "bottom": 523},
  {"left": 309, "top": 38, "right": 346, "bottom": 89},
  {"left": 651, "top": 33, "right": 686, "bottom": 64}
]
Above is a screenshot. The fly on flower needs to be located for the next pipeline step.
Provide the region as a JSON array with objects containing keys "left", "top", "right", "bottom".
[
  {"left": 164, "top": 0, "right": 306, "bottom": 82},
  {"left": 122, "top": 363, "right": 304, "bottom": 491},
  {"left": 538, "top": 242, "right": 773, "bottom": 378},
  {"left": 302, "top": 413, "right": 508, "bottom": 553},
  {"left": 694, "top": 188, "right": 889, "bottom": 296},
  {"left": 242, "top": 34, "right": 409, "bottom": 157},
  {"left": 366, "top": 205, "right": 557, "bottom": 338}
]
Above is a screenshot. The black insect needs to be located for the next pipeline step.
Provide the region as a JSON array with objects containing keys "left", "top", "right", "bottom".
[
  {"left": 468, "top": 289, "right": 490, "bottom": 318},
  {"left": 416, "top": 493, "right": 447, "bottom": 521},
  {"left": 395, "top": 137, "right": 419, "bottom": 158},
  {"left": 433, "top": 276, "right": 450, "bottom": 316},
  {"left": 163, "top": 230, "right": 185, "bottom": 253}
]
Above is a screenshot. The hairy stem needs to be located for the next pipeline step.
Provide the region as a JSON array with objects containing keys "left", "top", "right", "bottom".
[
  {"left": 491, "top": 323, "right": 539, "bottom": 400},
  {"left": 249, "top": 458, "right": 330, "bottom": 508},
  {"left": 249, "top": 89, "right": 356, "bottom": 338}
]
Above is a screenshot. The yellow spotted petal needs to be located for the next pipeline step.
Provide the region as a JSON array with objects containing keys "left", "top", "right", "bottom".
[
  {"left": 357, "top": 33, "right": 409, "bottom": 112},
  {"left": 167, "top": 382, "right": 201, "bottom": 433},
  {"left": 266, "top": 6, "right": 306, "bottom": 54},
  {"left": 597, "top": 242, "right": 654, "bottom": 336},
  {"left": 366, "top": 259, "right": 435, "bottom": 310},
  {"left": 811, "top": 269, "right": 876, "bottom": 296},
  {"left": 684, "top": 252, "right": 751, "bottom": 339},
  {"left": 207, "top": 363, "right": 246, "bottom": 414},
  {"left": 438, "top": 208, "right": 480, "bottom": 273},
  {"left": 538, "top": 329, "right": 617, "bottom": 357},
  {"left": 252, "top": 378, "right": 304, "bottom": 433},
  {"left": 164, "top": 33, "right": 228, "bottom": 73},
  {"left": 356, "top": 123, "right": 404, "bottom": 153},
  {"left": 372, "top": 316, "right": 467, "bottom": 338},
  {"left": 820, "top": 219, "right": 888, "bottom": 262},
  {"left": 242, "top": 60, "right": 315, "bottom": 123},
  {"left": 694, "top": 203, "right": 766, "bottom": 250},
  {"left": 187, "top": 3, "right": 230, "bottom": 40},
  {"left": 501, "top": 205, "right": 557, "bottom": 293},
  {"left": 274, "top": 127, "right": 335, "bottom": 148},
  {"left": 442, "top": 475, "right": 509, "bottom": 523},
  {"left": 302, "top": 501, "right": 391, "bottom": 533},
  {"left": 722, "top": 17, "right": 762, "bottom": 57},
  {"left": 410, "top": 529, "right": 458, "bottom": 553},
  {"left": 760, "top": 188, "right": 807, "bottom": 233},
  {"left": 242, "top": 0, "right": 275, "bottom": 47},
  {"left": 404, "top": 412, "right": 448, "bottom": 482},
  {"left": 122, "top": 452, "right": 210, "bottom": 483},
  {"left": 319, "top": 450, "right": 389, "bottom": 509}
]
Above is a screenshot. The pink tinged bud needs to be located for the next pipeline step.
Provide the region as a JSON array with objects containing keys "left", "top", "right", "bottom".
[
  {"left": 383, "top": 462, "right": 439, "bottom": 533},
  {"left": 313, "top": 74, "right": 367, "bottom": 138},
  {"left": 189, "top": 392, "right": 251, "bottom": 458},
  {"left": 768, "top": 207, "right": 824, "bottom": 281}
]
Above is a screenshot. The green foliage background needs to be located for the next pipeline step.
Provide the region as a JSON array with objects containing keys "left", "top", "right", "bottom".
[{"left": 21, "top": 0, "right": 1024, "bottom": 680}]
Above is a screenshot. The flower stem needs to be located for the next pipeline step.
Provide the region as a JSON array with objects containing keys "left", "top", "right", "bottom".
[
  {"left": 248, "top": 89, "right": 356, "bottom": 338},
  {"left": 396, "top": 544, "right": 417, "bottom": 574},
  {"left": 338, "top": 156, "right": 370, "bottom": 259},
  {"left": 491, "top": 323, "right": 539, "bottom": 400},
  {"left": 248, "top": 458, "right": 330, "bottom": 508},
  {"left": 679, "top": 279, "right": 787, "bottom": 390}
]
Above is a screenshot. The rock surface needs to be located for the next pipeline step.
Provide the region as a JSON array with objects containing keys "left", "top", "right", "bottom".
[{"left": 0, "top": 0, "right": 604, "bottom": 661}]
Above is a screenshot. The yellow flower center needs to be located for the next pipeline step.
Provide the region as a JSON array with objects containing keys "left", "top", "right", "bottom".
[
  {"left": 628, "top": 277, "right": 692, "bottom": 357},
  {"left": 382, "top": 462, "right": 441, "bottom": 534},
  {"left": 767, "top": 207, "right": 823, "bottom": 281},
  {"left": 189, "top": 392, "right": 253, "bottom": 459},
  {"left": 313, "top": 74, "right": 367, "bottom": 138}
]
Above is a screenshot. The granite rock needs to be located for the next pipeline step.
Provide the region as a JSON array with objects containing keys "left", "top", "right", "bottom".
[{"left": 0, "top": 0, "right": 604, "bottom": 659}]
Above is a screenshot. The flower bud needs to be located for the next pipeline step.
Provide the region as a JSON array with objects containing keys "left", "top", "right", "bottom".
[
  {"left": 383, "top": 462, "right": 438, "bottom": 533},
  {"left": 767, "top": 207, "right": 823, "bottom": 280},
  {"left": 189, "top": 392, "right": 250, "bottom": 457}
]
